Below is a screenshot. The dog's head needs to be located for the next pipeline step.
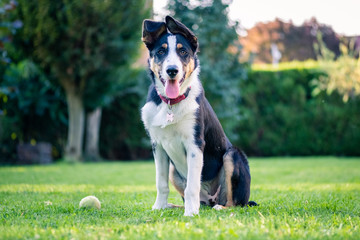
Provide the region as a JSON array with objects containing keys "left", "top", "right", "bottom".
[{"left": 142, "top": 16, "right": 199, "bottom": 99}]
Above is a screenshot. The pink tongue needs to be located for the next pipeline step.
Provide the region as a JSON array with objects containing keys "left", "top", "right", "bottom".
[{"left": 165, "top": 80, "right": 180, "bottom": 99}]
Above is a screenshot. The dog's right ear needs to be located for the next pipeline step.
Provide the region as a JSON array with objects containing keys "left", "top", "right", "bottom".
[{"left": 142, "top": 20, "right": 167, "bottom": 50}]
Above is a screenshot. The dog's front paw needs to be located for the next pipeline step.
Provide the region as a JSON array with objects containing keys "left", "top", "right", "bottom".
[
  {"left": 184, "top": 207, "right": 199, "bottom": 216},
  {"left": 152, "top": 201, "right": 169, "bottom": 210},
  {"left": 184, "top": 201, "right": 200, "bottom": 217}
]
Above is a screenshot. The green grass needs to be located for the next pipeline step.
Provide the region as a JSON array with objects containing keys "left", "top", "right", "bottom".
[{"left": 1, "top": 157, "right": 359, "bottom": 239}]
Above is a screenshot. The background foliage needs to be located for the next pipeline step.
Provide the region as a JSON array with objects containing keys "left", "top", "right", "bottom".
[
  {"left": 314, "top": 34, "right": 360, "bottom": 102},
  {"left": 0, "top": 0, "right": 149, "bottom": 162},
  {"left": 1, "top": 0, "right": 360, "bottom": 163},
  {"left": 240, "top": 18, "right": 341, "bottom": 63},
  {"left": 236, "top": 64, "right": 360, "bottom": 156},
  {"left": 0, "top": 60, "right": 67, "bottom": 161}
]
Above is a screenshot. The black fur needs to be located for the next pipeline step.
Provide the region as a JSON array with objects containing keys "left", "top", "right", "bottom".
[
  {"left": 194, "top": 90, "right": 229, "bottom": 181},
  {"left": 229, "top": 147, "right": 251, "bottom": 206},
  {"left": 146, "top": 84, "right": 162, "bottom": 106},
  {"left": 165, "top": 16, "right": 198, "bottom": 52},
  {"left": 142, "top": 20, "right": 167, "bottom": 50}
]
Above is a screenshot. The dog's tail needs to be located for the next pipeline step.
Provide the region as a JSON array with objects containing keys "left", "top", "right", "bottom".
[{"left": 248, "top": 201, "right": 258, "bottom": 207}]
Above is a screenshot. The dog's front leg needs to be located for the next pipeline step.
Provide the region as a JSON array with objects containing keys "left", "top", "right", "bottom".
[
  {"left": 152, "top": 143, "right": 171, "bottom": 210},
  {"left": 184, "top": 147, "right": 203, "bottom": 216}
]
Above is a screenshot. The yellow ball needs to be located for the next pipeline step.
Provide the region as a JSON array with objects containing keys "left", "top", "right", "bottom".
[{"left": 79, "top": 196, "right": 101, "bottom": 209}]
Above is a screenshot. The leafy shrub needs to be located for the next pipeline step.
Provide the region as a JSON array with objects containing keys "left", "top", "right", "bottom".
[
  {"left": 314, "top": 46, "right": 360, "bottom": 102},
  {"left": 2, "top": 59, "right": 359, "bottom": 161},
  {"left": 0, "top": 60, "right": 67, "bottom": 163},
  {"left": 236, "top": 65, "right": 360, "bottom": 156},
  {"left": 99, "top": 68, "right": 149, "bottom": 160},
  {"left": 0, "top": 64, "right": 150, "bottom": 163}
]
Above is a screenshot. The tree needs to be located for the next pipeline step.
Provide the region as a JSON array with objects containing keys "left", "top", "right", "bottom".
[
  {"left": 168, "top": 0, "right": 247, "bottom": 140},
  {"left": 0, "top": 0, "right": 22, "bottom": 68},
  {"left": 11, "top": 0, "right": 149, "bottom": 161},
  {"left": 241, "top": 18, "right": 340, "bottom": 63}
]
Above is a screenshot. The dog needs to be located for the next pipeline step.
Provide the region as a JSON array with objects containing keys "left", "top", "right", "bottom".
[{"left": 141, "top": 16, "right": 256, "bottom": 216}]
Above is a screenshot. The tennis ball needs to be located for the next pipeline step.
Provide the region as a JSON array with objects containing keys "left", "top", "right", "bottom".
[{"left": 79, "top": 196, "right": 101, "bottom": 209}]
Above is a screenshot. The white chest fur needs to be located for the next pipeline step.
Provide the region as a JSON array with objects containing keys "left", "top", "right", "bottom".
[{"left": 142, "top": 96, "right": 199, "bottom": 178}]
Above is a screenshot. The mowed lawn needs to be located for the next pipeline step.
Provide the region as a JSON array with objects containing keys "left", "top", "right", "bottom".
[{"left": 0, "top": 157, "right": 359, "bottom": 239}]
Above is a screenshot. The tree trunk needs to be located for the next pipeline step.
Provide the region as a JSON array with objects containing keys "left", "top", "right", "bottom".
[
  {"left": 64, "top": 87, "right": 85, "bottom": 162},
  {"left": 85, "top": 107, "right": 102, "bottom": 161}
]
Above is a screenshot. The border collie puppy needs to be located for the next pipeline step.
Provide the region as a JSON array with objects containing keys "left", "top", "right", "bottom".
[{"left": 141, "top": 16, "right": 256, "bottom": 216}]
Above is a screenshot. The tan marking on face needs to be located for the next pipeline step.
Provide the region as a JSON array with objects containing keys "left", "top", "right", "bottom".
[
  {"left": 162, "top": 43, "right": 168, "bottom": 49},
  {"left": 223, "top": 154, "right": 234, "bottom": 207},
  {"left": 177, "top": 43, "right": 183, "bottom": 49},
  {"left": 150, "top": 57, "right": 161, "bottom": 79},
  {"left": 184, "top": 58, "right": 195, "bottom": 80}
]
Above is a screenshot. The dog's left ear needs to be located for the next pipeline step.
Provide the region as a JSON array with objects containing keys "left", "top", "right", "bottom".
[
  {"left": 165, "top": 16, "right": 198, "bottom": 52},
  {"left": 142, "top": 19, "right": 167, "bottom": 50}
]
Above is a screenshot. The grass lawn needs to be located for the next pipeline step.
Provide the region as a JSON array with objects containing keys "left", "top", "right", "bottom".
[{"left": 0, "top": 157, "right": 359, "bottom": 239}]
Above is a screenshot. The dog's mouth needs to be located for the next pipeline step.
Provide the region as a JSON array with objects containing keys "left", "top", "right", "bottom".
[
  {"left": 160, "top": 74, "right": 185, "bottom": 99},
  {"left": 165, "top": 79, "right": 180, "bottom": 99}
]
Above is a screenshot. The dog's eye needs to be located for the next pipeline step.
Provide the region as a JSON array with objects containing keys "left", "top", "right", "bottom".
[
  {"left": 179, "top": 49, "right": 188, "bottom": 56},
  {"left": 157, "top": 49, "right": 165, "bottom": 55}
]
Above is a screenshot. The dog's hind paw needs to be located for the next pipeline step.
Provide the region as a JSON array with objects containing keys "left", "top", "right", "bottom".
[
  {"left": 213, "top": 204, "right": 226, "bottom": 211},
  {"left": 167, "top": 203, "right": 184, "bottom": 208}
]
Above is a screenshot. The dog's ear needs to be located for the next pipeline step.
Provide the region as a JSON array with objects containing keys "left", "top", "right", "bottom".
[
  {"left": 142, "top": 19, "right": 167, "bottom": 50},
  {"left": 165, "top": 16, "right": 198, "bottom": 52}
]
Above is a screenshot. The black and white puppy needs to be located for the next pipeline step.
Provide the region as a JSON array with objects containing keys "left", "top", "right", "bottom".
[{"left": 141, "top": 16, "right": 255, "bottom": 216}]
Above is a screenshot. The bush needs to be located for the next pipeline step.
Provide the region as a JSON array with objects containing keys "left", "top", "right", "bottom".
[
  {"left": 236, "top": 64, "right": 360, "bottom": 156},
  {"left": 0, "top": 64, "right": 150, "bottom": 163},
  {"left": 0, "top": 60, "right": 67, "bottom": 163},
  {"left": 99, "top": 69, "right": 150, "bottom": 160},
  {"left": 2, "top": 59, "right": 359, "bottom": 161},
  {"left": 100, "top": 91, "right": 149, "bottom": 160}
]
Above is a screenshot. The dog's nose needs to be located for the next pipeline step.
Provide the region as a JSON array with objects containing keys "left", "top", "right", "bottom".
[{"left": 166, "top": 66, "right": 178, "bottom": 78}]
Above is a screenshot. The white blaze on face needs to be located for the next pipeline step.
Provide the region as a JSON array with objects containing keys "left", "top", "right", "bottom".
[{"left": 163, "top": 35, "right": 184, "bottom": 99}]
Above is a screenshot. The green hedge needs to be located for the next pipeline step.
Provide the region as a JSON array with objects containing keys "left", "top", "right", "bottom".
[
  {"left": 2, "top": 63, "right": 360, "bottom": 162},
  {"left": 0, "top": 61, "right": 67, "bottom": 163},
  {"left": 99, "top": 89, "right": 149, "bottom": 160},
  {"left": 235, "top": 67, "right": 360, "bottom": 156},
  {"left": 115, "top": 65, "right": 360, "bottom": 158}
]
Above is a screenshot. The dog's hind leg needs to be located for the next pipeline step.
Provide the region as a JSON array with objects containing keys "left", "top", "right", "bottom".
[
  {"left": 227, "top": 147, "right": 251, "bottom": 206},
  {"left": 169, "top": 163, "right": 186, "bottom": 197},
  {"left": 213, "top": 147, "right": 252, "bottom": 210},
  {"left": 169, "top": 163, "right": 186, "bottom": 208}
]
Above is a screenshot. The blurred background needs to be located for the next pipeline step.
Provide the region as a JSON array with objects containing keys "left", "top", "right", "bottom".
[{"left": 0, "top": 0, "right": 359, "bottom": 164}]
